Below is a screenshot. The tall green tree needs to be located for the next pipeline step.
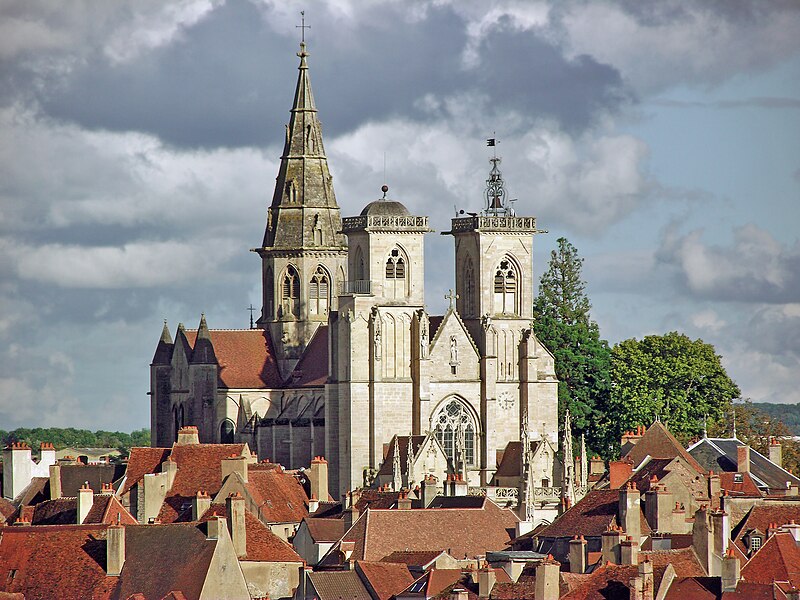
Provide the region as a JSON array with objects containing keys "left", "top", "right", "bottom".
[
  {"left": 533, "top": 237, "right": 613, "bottom": 456},
  {"left": 609, "top": 332, "right": 741, "bottom": 445}
]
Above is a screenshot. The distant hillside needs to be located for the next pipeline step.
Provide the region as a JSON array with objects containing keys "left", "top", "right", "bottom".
[
  {"left": 0, "top": 427, "right": 150, "bottom": 451},
  {"left": 752, "top": 403, "right": 800, "bottom": 435}
]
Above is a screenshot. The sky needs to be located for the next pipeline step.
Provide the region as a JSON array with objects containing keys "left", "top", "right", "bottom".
[{"left": 1, "top": 0, "right": 799, "bottom": 432}]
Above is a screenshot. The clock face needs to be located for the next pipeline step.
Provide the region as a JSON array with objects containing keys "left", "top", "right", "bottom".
[{"left": 498, "top": 391, "right": 515, "bottom": 410}]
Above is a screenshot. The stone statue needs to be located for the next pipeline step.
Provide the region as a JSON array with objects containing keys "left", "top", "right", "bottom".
[{"left": 450, "top": 336, "right": 458, "bottom": 364}]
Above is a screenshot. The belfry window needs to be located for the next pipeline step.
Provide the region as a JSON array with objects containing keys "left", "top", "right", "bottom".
[
  {"left": 385, "top": 248, "right": 405, "bottom": 279},
  {"left": 493, "top": 259, "right": 517, "bottom": 314},
  {"left": 282, "top": 266, "right": 301, "bottom": 318},
  {"left": 309, "top": 266, "right": 330, "bottom": 317},
  {"left": 432, "top": 399, "right": 478, "bottom": 466}
]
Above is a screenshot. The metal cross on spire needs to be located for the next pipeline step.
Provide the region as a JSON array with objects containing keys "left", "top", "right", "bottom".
[
  {"left": 296, "top": 11, "right": 310, "bottom": 43},
  {"left": 247, "top": 304, "right": 257, "bottom": 329},
  {"left": 445, "top": 289, "right": 459, "bottom": 310}
]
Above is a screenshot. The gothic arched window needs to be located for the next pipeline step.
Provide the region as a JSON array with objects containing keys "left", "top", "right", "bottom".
[
  {"left": 281, "top": 266, "right": 301, "bottom": 318},
  {"left": 493, "top": 258, "right": 518, "bottom": 315},
  {"left": 220, "top": 419, "right": 235, "bottom": 444},
  {"left": 309, "top": 266, "right": 330, "bottom": 317},
  {"left": 265, "top": 267, "right": 274, "bottom": 320},
  {"left": 463, "top": 256, "right": 475, "bottom": 316},
  {"left": 354, "top": 246, "right": 365, "bottom": 281},
  {"left": 432, "top": 398, "right": 478, "bottom": 466}
]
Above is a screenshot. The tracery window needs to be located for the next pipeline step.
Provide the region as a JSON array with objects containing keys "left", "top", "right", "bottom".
[
  {"left": 309, "top": 266, "right": 330, "bottom": 317},
  {"left": 493, "top": 258, "right": 518, "bottom": 314},
  {"left": 432, "top": 399, "right": 477, "bottom": 466},
  {"left": 282, "top": 266, "right": 301, "bottom": 318},
  {"left": 385, "top": 248, "right": 405, "bottom": 279}
]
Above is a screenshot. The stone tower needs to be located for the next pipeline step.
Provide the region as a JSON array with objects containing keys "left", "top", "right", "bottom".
[
  {"left": 327, "top": 190, "right": 432, "bottom": 495},
  {"left": 253, "top": 42, "right": 348, "bottom": 377}
]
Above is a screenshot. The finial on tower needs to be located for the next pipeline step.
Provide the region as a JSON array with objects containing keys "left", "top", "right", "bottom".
[
  {"left": 484, "top": 136, "right": 510, "bottom": 216},
  {"left": 445, "top": 289, "right": 459, "bottom": 311},
  {"left": 296, "top": 10, "right": 310, "bottom": 44}
]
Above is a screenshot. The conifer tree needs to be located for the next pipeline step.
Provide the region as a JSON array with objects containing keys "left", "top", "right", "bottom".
[{"left": 533, "top": 237, "right": 613, "bottom": 456}]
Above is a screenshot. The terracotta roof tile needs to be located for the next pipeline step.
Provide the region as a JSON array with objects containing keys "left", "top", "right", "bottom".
[
  {"left": 307, "top": 570, "right": 371, "bottom": 600},
  {"left": 641, "top": 548, "right": 705, "bottom": 577},
  {"left": 561, "top": 563, "right": 669, "bottom": 600},
  {"left": 356, "top": 560, "right": 414, "bottom": 600},
  {"left": 0, "top": 498, "right": 15, "bottom": 523},
  {"left": 184, "top": 329, "right": 282, "bottom": 389},
  {"left": 719, "top": 471, "right": 762, "bottom": 497},
  {"left": 304, "top": 517, "right": 345, "bottom": 542},
  {"left": 722, "top": 581, "right": 774, "bottom": 599},
  {"left": 245, "top": 468, "right": 309, "bottom": 523},
  {"left": 731, "top": 504, "right": 800, "bottom": 553},
  {"left": 537, "top": 489, "right": 650, "bottom": 539},
  {"left": 380, "top": 549, "right": 448, "bottom": 568},
  {"left": 624, "top": 422, "right": 704, "bottom": 473},
  {"left": 121, "top": 447, "right": 170, "bottom": 495},
  {"left": 26, "top": 495, "right": 134, "bottom": 526},
  {"left": 625, "top": 458, "right": 674, "bottom": 492},
  {"left": 286, "top": 325, "right": 328, "bottom": 387},
  {"left": 662, "top": 577, "right": 721, "bottom": 600},
  {"left": 741, "top": 531, "right": 800, "bottom": 587}
]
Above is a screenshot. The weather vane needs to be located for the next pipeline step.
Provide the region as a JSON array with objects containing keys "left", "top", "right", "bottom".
[
  {"left": 484, "top": 134, "right": 509, "bottom": 216},
  {"left": 296, "top": 11, "right": 310, "bottom": 43}
]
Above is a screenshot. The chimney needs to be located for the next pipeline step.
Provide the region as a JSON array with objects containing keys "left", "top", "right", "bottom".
[
  {"left": 77, "top": 482, "right": 94, "bottom": 524},
  {"left": 590, "top": 455, "right": 605, "bottom": 476},
  {"left": 207, "top": 515, "right": 226, "bottom": 540},
  {"left": 621, "top": 536, "right": 639, "bottom": 565},
  {"left": 644, "top": 483, "right": 673, "bottom": 533},
  {"left": 711, "top": 509, "right": 730, "bottom": 557},
  {"left": 176, "top": 426, "right": 200, "bottom": 445},
  {"left": 453, "top": 473, "right": 468, "bottom": 496},
  {"left": 192, "top": 490, "right": 211, "bottom": 520},
  {"left": 692, "top": 506, "right": 713, "bottom": 576},
  {"left": 721, "top": 548, "right": 740, "bottom": 593},
  {"left": 534, "top": 555, "right": 560, "bottom": 600},
  {"left": 672, "top": 502, "right": 686, "bottom": 533},
  {"left": 3, "top": 442, "right": 33, "bottom": 500},
  {"left": 309, "top": 456, "right": 329, "bottom": 501},
  {"left": 478, "top": 566, "right": 496, "bottom": 598},
  {"left": 619, "top": 482, "right": 641, "bottom": 540},
  {"left": 634, "top": 559, "right": 654, "bottom": 600},
  {"left": 100, "top": 482, "right": 114, "bottom": 494},
  {"left": 308, "top": 494, "right": 319, "bottom": 514},
  {"left": 49, "top": 463, "right": 62, "bottom": 500},
  {"left": 226, "top": 492, "right": 246, "bottom": 559},
  {"left": 397, "top": 490, "right": 412, "bottom": 510},
  {"left": 784, "top": 520, "right": 800, "bottom": 542},
  {"left": 221, "top": 454, "right": 248, "bottom": 483},
  {"left": 770, "top": 437, "right": 783, "bottom": 468},
  {"left": 708, "top": 470, "right": 721, "bottom": 508},
  {"left": 422, "top": 474, "right": 438, "bottom": 507},
  {"left": 569, "top": 536, "right": 587, "bottom": 574},
  {"left": 609, "top": 459, "right": 633, "bottom": 489},
  {"left": 602, "top": 526, "right": 623, "bottom": 565},
  {"left": 449, "top": 589, "right": 469, "bottom": 600},
  {"left": 106, "top": 525, "right": 126, "bottom": 576},
  {"left": 39, "top": 442, "right": 56, "bottom": 469},
  {"left": 161, "top": 457, "right": 177, "bottom": 489},
  {"left": 737, "top": 445, "right": 750, "bottom": 473}
]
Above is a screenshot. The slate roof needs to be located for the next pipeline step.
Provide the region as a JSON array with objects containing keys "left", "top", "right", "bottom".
[
  {"left": 731, "top": 503, "right": 800, "bottom": 553},
  {"left": 377, "top": 435, "right": 427, "bottom": 477},
  {"left": 337, "top": 500, "right": 519, "bottom": 561},
  {"left": 287, "top": 325, "right": 329, "bottom": 387},
  {"left": 58, "top": 464, "right": 126, "bottom": 497},
  {"left": 687, "top": 437, "right": 800, "bottom": 490},
  {"left": 536, "top": 489, "right": 650, "bottom": 539},
  {"left": 356, "top": 560, "right": 415, "bottom": 600},
  {"left": 184, "top": 328, "right": 282, "bottom": 389},
  {"left": 740, "top": 531, "right": 800, "bottom": 587},
  {"left": 625, "top": 457, "right": 674, "bottom": 492},
  {"left": 624, "top": 422, "right": 704, "bottom": 473},
  {"left": 303, "top": 517, "right": 345, "bottom": 542},
  {"left": 308, "top": 570, "right": 372, "bottom": 600}
]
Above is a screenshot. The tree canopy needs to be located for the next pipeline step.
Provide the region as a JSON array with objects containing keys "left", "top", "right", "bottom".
[
  {"left": 533, "top": 237, "right": 613, "bottom": 455},
  {"left": 0, "top": 427, "right": 150, "bottom": 451},
  {"left": 608, "top": 332, "right": 741, "bottom": 446}
]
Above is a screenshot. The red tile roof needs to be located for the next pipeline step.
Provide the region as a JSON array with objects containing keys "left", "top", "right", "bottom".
[
  {"left": 741, "top": 531, "right": 800, "bottom": 587},
  {"left": 340, "top": 500, "right": 519, "bottom": 561},
  {"left": 662, "top": 577, "right": 720, "bottom": 600},
  {"left": 560, "top": 562, "right": 669, "bottom": 600},
  {"left": 185, "top": 329, "right": 282, "bottom": 389},
  {"left": 287, "top": 325, "right": 329, "bottom": 387},
  {"left": 641, "top": 548, "right": 705, "bottom": 576},
  {"left": 304, "top": 517, "right": 345, "bottom": 542},
  {"left": 719, "top": 472, "right": 762, "bottom": 497},
  {"left": 28, "top": 494, "right": 136, "bottom": 526},
  {"left": 356, "top": 560, "right": 415, "bottom": 600},
  {"left": 0, "top": 498, "right": 14, "bottom": 524},
  {"left": 121, "top": 447, "right": 170, "bottom": 495},
  {"left": 245, "top": 468, "right": 309, "bottom": 524},
  {"left": 536, "top": 489, "right": 650, "bottom": 539},
  {"left": 307, "top": 570, "right": 372, "bottom": 600},
  {"left": 624, "top": 422, "right": 704, "bottom": 473},
  {"left": 380, "top": 549, "right": 448, "bottom": 568},
  {"left": 731, "top": 504, "right": 800, "bottom": 553}
]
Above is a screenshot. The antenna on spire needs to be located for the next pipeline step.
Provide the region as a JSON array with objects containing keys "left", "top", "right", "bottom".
[
  {"left": 383, "top": 152, "right": 387, "bottom": 186},
  {"left": 296, "top": 11, "right": 310, "bottom": 44}
]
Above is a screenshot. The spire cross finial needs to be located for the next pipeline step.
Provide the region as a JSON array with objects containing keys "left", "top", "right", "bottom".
[
  {"left": 247, "top": 304, "right": 257, "bottom": 329},
  {"left": 445, "top": 289, "right": 459, "bottom": 310},
  {"left": 296, "top": 11, "right": 310, "bottom": 44}
]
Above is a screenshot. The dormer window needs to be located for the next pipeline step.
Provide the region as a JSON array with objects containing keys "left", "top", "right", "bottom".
[
  {"left": 734, "top": 473, "right": 743, "bottom": 483},
  {"left": 750, "top": 535, "right": 762, "bottom": 552}
]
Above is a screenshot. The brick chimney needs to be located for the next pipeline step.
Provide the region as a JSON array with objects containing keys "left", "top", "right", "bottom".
[
  {"left": 534, "top": 555, "right": 560, "bottom": 600},
  {"left": 192, "top": 490, "right": 211, "bottom": 521},
  {"left": 621, "top": 425, "right": 645, "bottom": 448},
  {"left": 226, "top": 492, "right": 246, "bottom": 559},
  {"left": 609, "top": 459, "right": 634, "bottom": 489},
  {"left": 77, "top": 482, "right": 94, "bottom": 524},
  {"left": 621, "top": 536, "right": 639, "bottom": 565},
  {"left": 737, "top": 445, "right": 750, "bottom": 473},
  {"left": 602, "top": 526, "right": 623, "bottom": 565},
  {"left": 176, "top": 426, "right": 200, "bottom": 445},
  {"left": 106, "top": 525, "right": 125, "bottom": 577},
  {"left": 569, "top": 535, "right": 587, "bottom": 574},
  {"left": 309, "top": 456, "right": 329, "bottom": 502},
  {"left": 721, "top": 547, "right": 740, "bottom": 593},
  {"left": 770, "top": 437, "right": 783, "bottom": 468},
  {"left": 221, "top": 454, "right": 248, "bottom": 483}
]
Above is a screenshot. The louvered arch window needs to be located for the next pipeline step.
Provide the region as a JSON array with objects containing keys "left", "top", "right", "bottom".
[
  {"left": 493, "top": 258, "right": 518, "bottom": 314},
  {"left": 309, "top": 266, "right": 330, "bottom": 317},
  {"left": 281, "top": 266, "right": 301, "bottom": 318}
]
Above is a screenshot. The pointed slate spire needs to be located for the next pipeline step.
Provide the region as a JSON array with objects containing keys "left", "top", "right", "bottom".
[
  {"left": 152, "top": 320, "right": 174, "bottom": 365},
  {"left": 191, "top": 313, "right": 217, "bottom": 364}
]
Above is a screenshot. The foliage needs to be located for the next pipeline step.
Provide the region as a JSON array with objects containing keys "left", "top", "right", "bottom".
[
  {"left": 609, "top": 332, "right": 741, "bottom": 446},
  {"left": 708, "top": 401, "right": 800, "bottom": 476},
  {"left": 752, "top": 402, "right": 800, "bottom": 435},
  {"left": 0, "top": 427, "right": 150, "bottom": 451},
  {"left": 533, "top": 237, "right": 613, "bottom": 456}
]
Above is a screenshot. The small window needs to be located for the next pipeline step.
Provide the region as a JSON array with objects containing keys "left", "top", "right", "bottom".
[
  {"left": 451, "top": 365, "right": 457, "bottom": 375},
  {"left": 734, "top": 473, "right": 743, "bottom": 483},
  {"left": 750, "top": 536, "right": 762, "bottom": 552}
]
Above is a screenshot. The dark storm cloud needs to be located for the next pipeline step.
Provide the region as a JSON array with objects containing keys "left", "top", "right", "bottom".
[{"left": 13, "top": 1, "right": 628, "bottom": 149}]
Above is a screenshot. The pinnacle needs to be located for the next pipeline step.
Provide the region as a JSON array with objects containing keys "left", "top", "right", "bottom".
[{"left": 159, "top": 320, "right": 172, "bottom": 344}]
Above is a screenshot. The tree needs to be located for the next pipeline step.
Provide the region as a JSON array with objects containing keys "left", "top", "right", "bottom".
[
  {"left": 533, "top": 237, "right": 613, "bottom": 456},
  {"left": 609, "top": 332, "right": 741, "bottom": 446}
]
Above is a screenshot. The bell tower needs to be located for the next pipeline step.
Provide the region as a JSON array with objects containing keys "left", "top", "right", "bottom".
[{"left": 252, "top": 42, "right": 348, "bottom": 376}]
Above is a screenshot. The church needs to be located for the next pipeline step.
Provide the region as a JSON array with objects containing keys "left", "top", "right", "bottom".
[{"left": 150, "top": 41, "right": 571, "bottom": 516}]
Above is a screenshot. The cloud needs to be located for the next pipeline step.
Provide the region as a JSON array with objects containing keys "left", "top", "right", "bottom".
[{"left": 657, "top": 224, "right": 800, "bottom": 303}]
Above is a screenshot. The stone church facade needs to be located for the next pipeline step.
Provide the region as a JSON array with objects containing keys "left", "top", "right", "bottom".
[{"left": 150, "top": 42, "right": 566, "bottom": 513}]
